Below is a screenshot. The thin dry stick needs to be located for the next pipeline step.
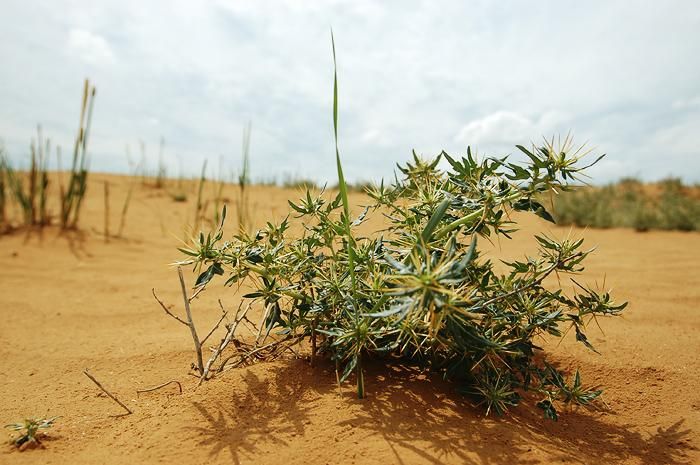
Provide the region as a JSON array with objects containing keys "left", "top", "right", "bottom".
[
  {"left": 178, "top": 266, "right": 204, "bottom": 374},
  {"left": 255, "top": 302, "right": 272, "bottom": 345},
  {"left": 136, "top": 380, "right": 183, "bottom": 396},
  {"left": 201, "top": 306, "right": 228, "bottom": 347},
  {"left": 152, "top": 288, "right": 188, "bottom": 326},
  {"left": 335, "top": 360, "right": 343, "bottom": 396},
  {"left": 103, "top": 181, "right": 110, "bottom": 242},
  {"left": 189, "top": 284, "right": 207, "bottom": 303},
  {"left": 83, "top": 369, "right": 132, "bottom": 415},
  {"left": 198, "top": 301, "right": 252, "bottom": 385},
  {"left": 218, "top": 335, "right": 304, "bottom": 373},
  {"left": 311, "top": 318, "right": 317, "bottom": 368}
]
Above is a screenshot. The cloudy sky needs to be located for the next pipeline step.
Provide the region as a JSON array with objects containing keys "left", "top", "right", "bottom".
[{"left": 1, "top": 0, "right": 699, "bottom": 184}]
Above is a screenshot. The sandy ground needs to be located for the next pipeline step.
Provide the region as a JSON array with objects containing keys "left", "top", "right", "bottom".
[{"left": 0, "top": 173, "right": 698, "bottom": 464}]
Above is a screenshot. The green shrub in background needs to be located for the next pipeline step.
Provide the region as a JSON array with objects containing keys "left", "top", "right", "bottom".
[{"left": 552, "top": 177, "right": 699, "bottom": 232}]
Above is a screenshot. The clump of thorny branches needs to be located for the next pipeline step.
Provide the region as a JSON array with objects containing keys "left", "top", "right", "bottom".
[
  {"left": 175, "top": 135, "right": 626, "bottom": 420},
  {"left": 170, "top": 35, "right": 626, "bottom": 420}
]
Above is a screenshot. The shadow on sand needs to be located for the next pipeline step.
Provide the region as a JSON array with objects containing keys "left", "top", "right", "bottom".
[{"left": 191, "top": 359, "right": 694, "bottom": 465}]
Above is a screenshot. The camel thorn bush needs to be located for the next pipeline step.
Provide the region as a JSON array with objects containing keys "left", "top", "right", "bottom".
[{"left": 167, "top": 34, "right": 627, "bottom": 420}]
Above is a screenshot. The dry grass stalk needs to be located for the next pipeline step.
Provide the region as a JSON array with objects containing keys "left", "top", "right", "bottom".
[{"left": 103, "top": 181, "right": 110, "bottom": 242}]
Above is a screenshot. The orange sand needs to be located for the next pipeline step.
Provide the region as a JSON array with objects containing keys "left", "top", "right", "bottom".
[{"left": 0, "top": 173, "right": 698, "bottom": 464}]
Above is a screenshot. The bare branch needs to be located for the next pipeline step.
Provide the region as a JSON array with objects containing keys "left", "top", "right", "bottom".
[
  {"left": 200, "top": 300, "right": 230, "bottom": 346},
  {"left": 189, "top": 284, "right": 206, "bottom": 303},
  {"left": 152, "top": 288, "right": 189, "bottom": 326},
  {"left": 218, "top": 334, "right": 304, "bottom": 373},
  {"left": 198, "top": 301, "right": 253, "bottom": 386}
]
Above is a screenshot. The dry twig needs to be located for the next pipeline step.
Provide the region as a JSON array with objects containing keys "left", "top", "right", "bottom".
[
  {"left": 200, "top": 301, "right": 229, "bottom": 346},
  {"left": 136, "top": 380, "right": 183, "bottom": 395},
  {"left": 83, "top": 368, "right": 132, "bottom": 415},
  {"left": 198, "top": 301, "right": 252, "bottom": 385},
  {"left": 218, "top": 334, "right": 304, "bottom": 373},
  {"left": 152, "top": 288, "right": 188, "bottom": 326}
]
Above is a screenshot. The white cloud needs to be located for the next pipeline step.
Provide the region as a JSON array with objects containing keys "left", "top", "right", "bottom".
[
  {"left": 455, "top": 112, "right": 535, "bottom": 146},
  {"left": 67, "top": 28, "right": 115, "bottom": 65},
  {"left": 651, "top": 117, "right": 700, "bottom": 155},
  {"left": 672, "top": 96, "right": 700, "bottom": 110},
  {"left": 454, "top": 111, "right": 570, "bottom": 153}
]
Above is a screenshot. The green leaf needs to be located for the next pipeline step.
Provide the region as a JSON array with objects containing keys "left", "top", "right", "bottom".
[
  {"left": 340, "top": 355, "right": 357, "bottom": 383},
  {"left": 242, "top": 291, "right": 264, "bottom": 299},
  {"left": 537, "top": 399, "right": 559, "bottom": 421},
  {"left": 177, "top": 247, "right": 198, "bottom": 257},
  {"left": 575, "top": 325, "right": 600, "bottom": 354},
  {"left": 516, "top": 145, "right": 546, "bottom": 168},
  {"left": 331, "top": 30, "right": 349, "bottom": 221},
  {"left": 384, "top": 252, "right": 410, "bottom": 273},
  {"left": 362, "top": 301, "right": 410, "bottom": 318},
  {"left": 421, "top": 198, "right": 451, "bottom": 242},
  {"left": 514, "top": 198, "right": 556, "bottom": 223},
  {"left": 458, "top": 235, "right": 478, "bottom": 268},
  {"left": 195, "top": 262, "right": 224, "bottom": 287},
  {"left": 330, "top": 29, "right": 357, "bottom": 299}
]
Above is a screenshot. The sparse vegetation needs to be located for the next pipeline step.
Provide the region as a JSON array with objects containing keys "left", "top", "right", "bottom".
[
  {"left": 1, "top": 127, "right": 51, "bottom": 228},
  {"left": 5, "top": 417, "right": 57, "bottom": 450},
  {"left": 282, "top": 175, "right": 318, "bottom": 190},
  {"left": 0, "top": 80, "right": 96, "bottom": 234},
  {"left": 553, "top": 177, "right": 699, "bottom": 231}
]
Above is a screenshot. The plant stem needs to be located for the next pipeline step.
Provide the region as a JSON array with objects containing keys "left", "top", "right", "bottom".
[
  {"left": 178, "top": 266, "right": 204, "bottom": 374},
  {"left": 434, "top": 191, "right": 523, "bottom": 239}
]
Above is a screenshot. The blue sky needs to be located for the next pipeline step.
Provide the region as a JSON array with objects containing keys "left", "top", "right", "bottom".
[{"left": 1, "top": 0, "right": 699, "bottom": 184}]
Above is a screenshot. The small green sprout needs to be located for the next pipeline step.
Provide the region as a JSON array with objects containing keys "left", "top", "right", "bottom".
[{"left": 5, "top": 417, "right": 58, "bottom": 449}]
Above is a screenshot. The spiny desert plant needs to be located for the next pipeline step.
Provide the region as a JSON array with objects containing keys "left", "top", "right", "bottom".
[
  {"left": 5, "top": 417, "right": 57, "bottom": 449},
  {"left": 172, "top": 35, "right": 627, "bottom": 420}
]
